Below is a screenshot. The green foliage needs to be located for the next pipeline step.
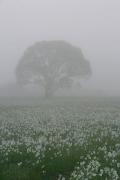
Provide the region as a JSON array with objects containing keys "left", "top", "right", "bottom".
[{"left": 1, "top": 98, "right": 120, "bottom": 179}]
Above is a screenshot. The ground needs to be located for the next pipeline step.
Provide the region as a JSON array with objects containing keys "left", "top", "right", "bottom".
[{"left": 0, "top": 97, "right": 120, "bottom": 180}]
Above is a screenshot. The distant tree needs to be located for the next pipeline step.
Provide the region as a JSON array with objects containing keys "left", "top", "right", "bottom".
[{"left": 16, "top": 41, "right": 92, "bottom": 97}]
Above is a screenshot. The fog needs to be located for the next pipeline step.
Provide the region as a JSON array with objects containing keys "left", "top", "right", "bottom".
[{"left": 0, "top": 0, "right": 120, "bottom": 96}]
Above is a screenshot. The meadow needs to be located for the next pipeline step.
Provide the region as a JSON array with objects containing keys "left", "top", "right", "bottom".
[{"left": 0, "top": 97, "right": 120, "bottom": 180}]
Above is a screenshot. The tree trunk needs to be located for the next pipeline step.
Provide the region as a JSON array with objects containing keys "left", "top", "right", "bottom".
[{"left": 44, "top": 86, "right": 54, "bottom": 98}]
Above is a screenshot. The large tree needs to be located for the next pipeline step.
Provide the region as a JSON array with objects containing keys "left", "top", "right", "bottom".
[{"left": 16, "top": 41, "right": 92, "bottom": 97}]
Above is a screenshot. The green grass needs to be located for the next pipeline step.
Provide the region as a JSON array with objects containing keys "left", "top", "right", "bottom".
[{"left": 0, "top": 97, "right": 120, "bottom": 179}]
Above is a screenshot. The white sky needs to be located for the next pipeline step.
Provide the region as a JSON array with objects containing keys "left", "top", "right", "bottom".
[{"left": 0, "top": 0, "right": 120, "bottom": 95}]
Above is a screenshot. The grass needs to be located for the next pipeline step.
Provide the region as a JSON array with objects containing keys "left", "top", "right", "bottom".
[{"left": 0, "top": 97, "right": 120, "bottom": 179}]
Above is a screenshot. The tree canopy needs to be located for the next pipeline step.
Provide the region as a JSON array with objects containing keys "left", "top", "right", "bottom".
[{"left": 16, "top": 40, "right": 92, "bottom": 97}]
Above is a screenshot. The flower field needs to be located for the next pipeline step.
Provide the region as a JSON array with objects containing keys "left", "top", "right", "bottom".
[{"left": 0, "top": 98, "right": 120, "bottom": 180}]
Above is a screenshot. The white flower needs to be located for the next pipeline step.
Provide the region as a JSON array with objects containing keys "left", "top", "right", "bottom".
[{"left": 17, "top": 162, "right": 22, "bottom": 166}]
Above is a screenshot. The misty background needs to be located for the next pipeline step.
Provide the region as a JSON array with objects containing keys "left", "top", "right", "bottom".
[{"left": 0, "top": 0, "right": 120, "bottom": 96}]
